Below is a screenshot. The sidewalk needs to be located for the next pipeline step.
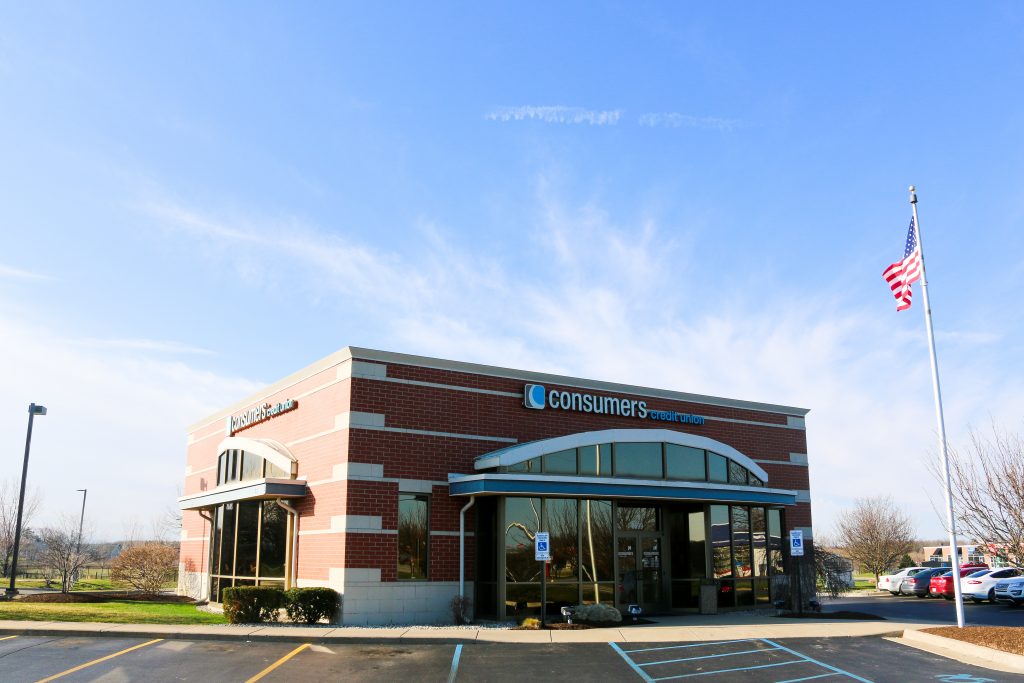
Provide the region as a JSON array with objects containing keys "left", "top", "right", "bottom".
[{"left": 0, "top": 612, "right": 926, "bottom": 644}]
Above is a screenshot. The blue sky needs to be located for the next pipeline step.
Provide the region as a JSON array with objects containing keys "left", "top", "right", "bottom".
[{"left": 2, "top": 2, "right": 1023, "bottom": 541}]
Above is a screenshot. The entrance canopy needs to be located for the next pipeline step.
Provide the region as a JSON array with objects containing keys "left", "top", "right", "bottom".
[{"left": 450, "top": 429, "right": 796, "bottom": 506}]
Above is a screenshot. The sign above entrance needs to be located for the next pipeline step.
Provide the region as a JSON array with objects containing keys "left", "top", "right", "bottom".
[
  {"left": 535, "top": 532, "right": 551, "bottom": 562},
  {"left": 790, "top": 529, "right": 805, "bottom": 557},
  {"left": 226, "top": 399, "right": 298, "bottom": 436},
  {"left": 523, "top": 384, "right": 704, "bottom": 425}
]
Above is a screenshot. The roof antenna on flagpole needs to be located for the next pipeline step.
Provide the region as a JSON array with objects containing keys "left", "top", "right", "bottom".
[{"left": 909, "top": 184, "right": 965, "bottom": 628}]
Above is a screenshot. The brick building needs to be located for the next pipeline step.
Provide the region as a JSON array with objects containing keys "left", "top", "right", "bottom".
[{"left": 178, "top": 347, "right": 813, "bottom": 624}]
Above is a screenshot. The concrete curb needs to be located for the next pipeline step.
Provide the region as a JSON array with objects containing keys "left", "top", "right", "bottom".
[{"left": 896, "top": 629, "right": 1024, "bottom": 674}]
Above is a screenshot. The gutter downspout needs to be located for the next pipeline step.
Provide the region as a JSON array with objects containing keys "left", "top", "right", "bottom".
[
  {"left": 459, "top": 496, "right": 476, "bottom": 599},
  {"left": 276, "top": 500, "right": 299, "bottom": 590},
  {"left": 198, "top": 510, "right": 213, "bottom": 602}
]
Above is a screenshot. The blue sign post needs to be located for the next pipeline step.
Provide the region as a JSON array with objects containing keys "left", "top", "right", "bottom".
[{"left": 536, "top": 532, "right": 550, "bottom": 626}]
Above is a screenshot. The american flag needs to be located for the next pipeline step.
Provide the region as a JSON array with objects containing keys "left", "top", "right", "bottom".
[{"left": 882, "top": 217, "right": 922, "bottom": 311}]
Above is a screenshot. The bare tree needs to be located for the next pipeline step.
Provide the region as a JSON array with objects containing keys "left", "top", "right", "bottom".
[
  {"left": 933, "top": 424, "right": 1024, "bottom": 567},
  {"left": 833, "top": 495, "right": 915, "bottom": 583},
  {"left": 0, "top": 479, "right": 42, "bottom": 578},
  {"left": 38, "top": 515, "right": 97, "bottom": 593}
]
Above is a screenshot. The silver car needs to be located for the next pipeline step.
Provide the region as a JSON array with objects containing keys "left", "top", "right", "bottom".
[{"left": 993, "top": 576, "right": 1024, "bottom": 605}]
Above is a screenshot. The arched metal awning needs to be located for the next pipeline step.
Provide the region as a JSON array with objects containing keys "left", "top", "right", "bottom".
[
  {"left": 178, "top": 436, "right": 306, "bottom": 511},
  {"left": 451, "top": 428, "right": 796, "bottom": 506}
]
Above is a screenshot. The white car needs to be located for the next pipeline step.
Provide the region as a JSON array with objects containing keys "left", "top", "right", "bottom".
[
  {"left": 963, "top": 567, "right": 1021, "bottom": 603},
  {"left": 878, "top": 567, "right": 929, "bottom": 594}
]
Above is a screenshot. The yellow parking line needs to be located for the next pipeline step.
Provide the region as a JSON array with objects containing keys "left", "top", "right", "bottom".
[
  {"left": 245, "top": 643, "right": 311, "bottom": 683},
  {"left": 33, "top": 638, "right": 163, "bottom": 683},
  {"left": 0, "top": 635, "right": 17, "bottom": 641}
]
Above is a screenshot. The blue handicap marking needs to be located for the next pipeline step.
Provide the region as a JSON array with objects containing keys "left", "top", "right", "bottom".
[
  {"left": 537, "top": 540, "right": 548, "bottom": 551},
  {"left": 935, "top": 675, "right": 997, "bottom": 682}
]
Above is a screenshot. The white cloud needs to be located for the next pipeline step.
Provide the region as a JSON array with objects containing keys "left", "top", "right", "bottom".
[
  {"left": 638, "top": 112, "right": 740, "bottom": 132},
  {"left": 486, "top": 106, "right": 621, "bottom": 125},
  {"left": 72, "top": 338, "right": 214, "bottom": 355},
  {"left": 0, "top": 264, "right": 53, "bottom": 281}
]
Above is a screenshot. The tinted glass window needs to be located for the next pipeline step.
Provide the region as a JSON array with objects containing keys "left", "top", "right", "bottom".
[
  {"left": 580, "top": 499, "right": 613, "bottom": 581},
  {"left": 710, "top": 505, "right": 730, "bottom": 579},
  {"left": 614, "top": 442, "right": 663, "bottom": 479},
  {"left": 578, "top": 444, "right": 612, "bottom": 476},
  {"left": 265, "top": 460, "right": 288, "bottom": 478},
  {"left": 728, "top": 461, "right": 748, "bottom": 485},
  {"left": 508, "top": 457, "right": 541, "bottom": 473},
  {"left": 546, "top": 498, "right": 578, "bottom": 581},
  {"left": 398, "top": 494, "right": 429, "bottom": 580},
  {"left": 708, "top": 453, "right": 728, "bottom": 482},
  {"left": 241, "top": 452, "right": 263, "bottom": 481},
  {"left": 543, "top": 449, "right": 577, "bottom": 475},
  {"left": 616, "top": 505, "right": 658, "bottom": 531},
  {"left": 505, "top": 497, "right": 541, "bottom": 582},
  {"left": 665, "top": 444, "right": 705, "bottom": 481},
  {"left": 258, "top": 501, "right": 287, "bottom": 577},
  {"left": 235, "top": 502, "right": 260, "bottom": 576}
]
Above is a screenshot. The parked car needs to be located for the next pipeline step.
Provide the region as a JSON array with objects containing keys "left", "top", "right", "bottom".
[
  {"left": 964, "top": 567, "right": 1023, "bottom": 603},
  {"left": 900, "top": 567, "right": 949, "bottom": 597},
  {"left": 993, "top": 576, "right": 1024, "bottom": 606},
  {"left": 878, "top": 567, "right": 929, "bottom": 594},
  {"left": 928, "top": 565, "right": 990, "bottom": 599}
]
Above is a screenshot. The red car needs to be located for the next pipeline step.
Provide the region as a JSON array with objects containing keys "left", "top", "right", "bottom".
[{"left": 929, "top": 564, "right": 989, "bottom": 599}]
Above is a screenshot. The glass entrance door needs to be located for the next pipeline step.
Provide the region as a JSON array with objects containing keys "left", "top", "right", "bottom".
[{"left": 617, "top": 534, "right": 663, "bottom": 612}]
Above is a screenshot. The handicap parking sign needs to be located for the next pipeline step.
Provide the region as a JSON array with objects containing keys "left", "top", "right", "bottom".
[
  {"left": 790, "top": 529, "right": 804, "bottom": 556},
  {"left": 535, "top": 532, "right": 551, "bottom": 561}
]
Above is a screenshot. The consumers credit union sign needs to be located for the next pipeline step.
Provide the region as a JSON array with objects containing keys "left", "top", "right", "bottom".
[
  {"left": 523, "top": 384, "right": 704, "bottom": 425},
  {"left": 226, "top": 399, "right": 298, "bottom": 435}
]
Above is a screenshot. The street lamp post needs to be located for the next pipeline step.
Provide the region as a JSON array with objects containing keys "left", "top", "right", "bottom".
[
  {"left": 6, "top": 403, "right": 47, "bottom": 598},
  {"left": 75, "top": 489, "right": 87, "bottom": 556}
]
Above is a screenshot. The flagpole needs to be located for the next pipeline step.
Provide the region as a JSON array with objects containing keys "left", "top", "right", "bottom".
[{"left": 909, "top": 185, "right": 965, "bottom": 628}]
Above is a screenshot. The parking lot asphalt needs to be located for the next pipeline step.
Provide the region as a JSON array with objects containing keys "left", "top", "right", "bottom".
[
  {"left": 828, "top": 591, "right": 1024, "bottom": 627},
  {"left": 0, "top": 634, "right": 1020, "bottom": 683}
]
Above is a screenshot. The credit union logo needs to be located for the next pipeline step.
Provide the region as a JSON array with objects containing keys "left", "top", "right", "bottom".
[
  {"left": 521, "top": 383, "right": 704, "bottom": 425},
  {"left": 524, "top": 384, "right": 546, "bottom": 409}
]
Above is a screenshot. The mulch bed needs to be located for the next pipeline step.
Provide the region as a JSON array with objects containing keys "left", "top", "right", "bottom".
[
  {"left": 521, "top": 618, "right": 656, "bottom": 630},
  {"left": 18, "top": 592, "right": 196, "bottom": 604},
  {"left": 923, "top": 626, "right": 1024, "bottom": 657},
  {"left": 775, "top": 610, "right": 883, "bottom": 620}
]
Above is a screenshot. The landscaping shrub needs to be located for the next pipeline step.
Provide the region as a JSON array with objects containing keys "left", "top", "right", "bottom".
[
  {"left": 449, "top": 594, "right": 472, "bottom": 625},
  {"left": 283, "top": 587, "right": 338, "bottom": 624},
  {"left": 110, "top": 543, "right": 178, "bottom": 595},
  {"left": 520, "top": 617, "right": 541, "bottom": 629},
  {"left": 222, "top": 586, "right": 284, "bottom": 624}
]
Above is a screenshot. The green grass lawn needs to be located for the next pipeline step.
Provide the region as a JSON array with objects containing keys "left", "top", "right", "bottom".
[{"left": 0, "top": 601, "right": 227, "bottom": 625}]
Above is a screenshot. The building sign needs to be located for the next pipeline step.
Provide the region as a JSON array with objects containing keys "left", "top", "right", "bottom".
[
  {"left": 523, "top": 384, "right": 704, "bottom": 425},
  {"left": 227, "top": 399, "right": 298, "bottom": 436}
]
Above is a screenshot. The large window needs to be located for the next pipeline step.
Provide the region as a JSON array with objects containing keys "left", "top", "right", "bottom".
[
  {"left": 209, "top": 500, "right": 288, "bottom": 602},
  {"left": 504, "top": 497, "right": 615, "bottom": 619},
  {"left": 498, "top": 442, "right": 766, "bottom": 487},
  {"left": 398, "top": 494, "right": 429, "bottom": 580}
]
